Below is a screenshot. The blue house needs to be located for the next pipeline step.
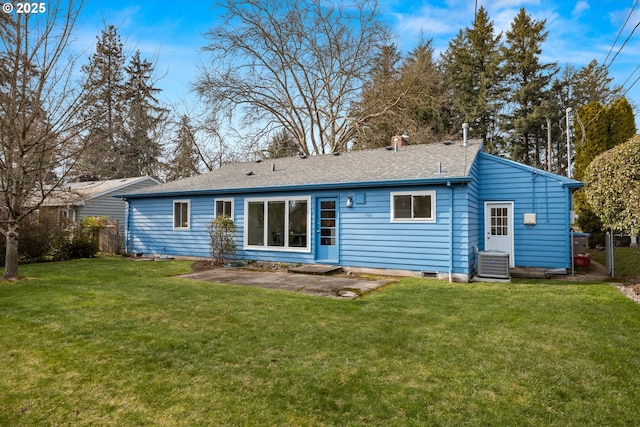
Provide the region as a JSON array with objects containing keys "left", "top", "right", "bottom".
[{"left": 119, "top": 141, "right": 582, "bottom": 281}]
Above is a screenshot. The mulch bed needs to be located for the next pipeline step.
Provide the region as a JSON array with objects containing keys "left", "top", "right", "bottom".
[{"left": 190, "top": 260, "right": 294, "bottom": 272}]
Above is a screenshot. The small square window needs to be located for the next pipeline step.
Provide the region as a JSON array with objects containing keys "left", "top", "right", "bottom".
[
  {"left": 215, "top": 199, "right": 233, "bottom": 218},
  {"left": 174, "top": 200, "right": 190, "bottom": 229}
]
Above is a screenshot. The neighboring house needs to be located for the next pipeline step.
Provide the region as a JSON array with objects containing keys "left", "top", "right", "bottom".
[
  {"left": 118, "top": 142, "right": 582, "bottom": 281},
  {"left": 42, "top": 176, "right": 160, "bottom": 233}
]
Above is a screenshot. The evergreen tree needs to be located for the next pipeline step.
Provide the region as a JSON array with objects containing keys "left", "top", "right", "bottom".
[
  {"left": 76, "top": 25, "right": 127, "bottom": 180},
  {"left": 572, "top": 60, "right": 620, "bottom": 107},
  {"left": 353, "top": 44, "right": 403, "bottom": 149},
  {"left": 398, "top": 40, "right": 449, "bottom": 142},
  {"left": 166, "top": 114, "right": 201, "bottom": 181},
  {"left": 440, "top": 7, "right": 503, "bottom": 147},
  {"left": 573, "top": 102, "right": 608, "bottom": 237},
  {"left": 574, "top": 97, "right": 636, "bottom": 181},
  {"left": 119, "top": 50, "right": 167, "bottom": 178},
  {"left": 573, "top": 97, "right": 636, "bottom": 236},
  {"left": 354, "top": 40, "right": 448, "bottom": 149},
  {"left": 263, "top": 129, "right": 300, "bottom": 158},
  {"left": 500, "top": 8, "right": 558, "bottom": 165},
  {"left": 606, "top": 97, "right": 636, "bottom": 150},
  {"left": 573, "top": 102, "right": 608, "bottom": 181}
]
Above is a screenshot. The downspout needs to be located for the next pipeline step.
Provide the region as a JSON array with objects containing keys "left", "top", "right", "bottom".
[
  {"left": 448, "top": 181, "right": 454, "bottom": 282},
  {"left": 124, "top": 199, "right": 131, "bottom": 255}
]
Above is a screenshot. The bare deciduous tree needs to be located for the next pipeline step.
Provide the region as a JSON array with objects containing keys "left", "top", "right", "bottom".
[
  {"left": 195, "top": 0, "right": 390, "bottom": 156},
  {"left": 0, "top": 0, "right": 99, "bottom": 280}
]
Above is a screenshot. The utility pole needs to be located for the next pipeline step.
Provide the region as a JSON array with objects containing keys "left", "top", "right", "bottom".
[
  {"left": 546, "top": 117, "right": 552, "bottom": 172},
  {"left": 566, "top": 107, "right": 572, "bottom": 178}
]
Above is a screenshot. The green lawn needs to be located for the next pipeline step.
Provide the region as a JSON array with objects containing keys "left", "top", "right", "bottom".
[
  {"left": 2, "top": 258, "right": 640, "bottom": 426},
  {"left": 590, "top": 246, "right": 640, "bottom": 279}
]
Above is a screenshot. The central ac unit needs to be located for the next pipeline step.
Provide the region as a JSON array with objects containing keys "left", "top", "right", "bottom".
[{"left": 477, "top": 250, "right": 510, "bottom": 279}]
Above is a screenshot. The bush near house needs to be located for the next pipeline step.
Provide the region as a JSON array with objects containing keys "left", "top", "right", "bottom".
[
  {"left": 54, "top": 217, "right": 105, "bottom": 260},
  {"left": 206, "top": 215, "right": 237, "bottom": 265},
  {"left": 0, "top": 211, "right": 69, "bottom": 264},
  {"left": 0, "top": 213, "right": 101, "bottom": 264}
]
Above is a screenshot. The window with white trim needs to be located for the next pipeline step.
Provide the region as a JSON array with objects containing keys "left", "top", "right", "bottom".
[
  {"left": 390, "top": 191, "right": 435, "bottom": 222},
  {"left": 215, "top": 198, "right": 233, "bottom": 218},
  {"left": 173, "top": 200, "right": 190, "bottom": 229},
  {"left": 245, "top": 197, "right": 310, "bottom": 250}
]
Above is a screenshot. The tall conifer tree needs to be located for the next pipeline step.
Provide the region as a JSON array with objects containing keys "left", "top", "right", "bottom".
[
  {"left": 166, "top": 114, "right": 202, "bottom": 181},
  {"left": 120, "top": 50, "right": 166, "bottom": 178},
  {"left": 399, "top": 40, "right": 448, "bottom": 142},
  {"left": 441, "top": 7, "right": 502, "bottom": 147},
  {"left": 500, "top": 8, "right": 557, "bottom": 165},
  {"left": 353, "top": 44, "right": 403, "bottom": 149},
  {"left": 76, "top": 25, "right": 126, "bottom": 180}
]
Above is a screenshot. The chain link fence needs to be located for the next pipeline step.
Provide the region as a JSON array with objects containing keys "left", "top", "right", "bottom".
[{"left": 603, "top": 232, "right": 640, "bottom": 281}]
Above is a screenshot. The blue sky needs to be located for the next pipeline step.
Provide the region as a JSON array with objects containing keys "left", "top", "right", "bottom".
[{"left": 73, "top": 0, "right": 640, "bottom": 119}]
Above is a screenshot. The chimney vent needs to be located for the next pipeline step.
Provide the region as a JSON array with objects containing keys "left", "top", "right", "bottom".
[
  {"left": 462, "top": 123, "right": 469, "bottom": 147},
  {"left": 391, "top": 134, "right": 409, "bottom": 149}
]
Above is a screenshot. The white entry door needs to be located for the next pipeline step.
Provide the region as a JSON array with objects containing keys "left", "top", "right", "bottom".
[{"left": 484, "top": 202, "right": 515, "bottom": 267}]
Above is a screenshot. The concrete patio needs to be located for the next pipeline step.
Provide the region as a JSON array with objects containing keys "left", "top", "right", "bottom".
[{"left": 179, "top": 265, "right": 393, "bottom": 298}]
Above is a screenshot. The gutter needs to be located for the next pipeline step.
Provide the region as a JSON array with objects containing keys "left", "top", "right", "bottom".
[{"left": 116, "top": 176, "right": 473, "bottom": 200}]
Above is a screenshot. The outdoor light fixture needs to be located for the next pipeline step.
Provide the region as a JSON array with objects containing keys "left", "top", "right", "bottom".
[{"left": 346, "top": 196, "right": 353, "bottom": 208}]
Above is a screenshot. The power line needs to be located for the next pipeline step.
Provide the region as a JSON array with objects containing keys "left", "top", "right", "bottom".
[
  {"left": 606, "top": 20, "right": 640, "bottom": 69},
  {"left": 620, "top": 63, "right": 640, "bottom": 88},
  {"left": 622, "top": 71, "right": 640, "bottom": 97},
  {"left": 602, "top": 0, "right": 638, "bottom": 66},
  {"left": 573, "top": 3, "right": 640, "bottom": 149}
]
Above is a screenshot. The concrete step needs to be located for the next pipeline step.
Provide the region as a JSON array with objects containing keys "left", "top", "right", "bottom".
[{"left": 288, "top": 264, "right": 343, "bottom": 275}]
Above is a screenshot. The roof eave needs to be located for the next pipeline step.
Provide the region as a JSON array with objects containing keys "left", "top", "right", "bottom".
[
  {"left": 118, "top": 176, "right": 473, "bottom": 200},
  {"left": 84, "top": 176, "right": 160, "bottom": 202},
  {"left": 563, "top": 181, "right": 584, "bottom": 189}
]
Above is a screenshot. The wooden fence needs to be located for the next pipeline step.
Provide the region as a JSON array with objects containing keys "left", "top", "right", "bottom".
[{"left": 98, "top": 224, "right": 121, "bottom": 254}]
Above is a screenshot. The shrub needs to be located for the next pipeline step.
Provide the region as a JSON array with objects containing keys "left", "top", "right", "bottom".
[
  {"left": 0, "top": 210, "right": 70, "bottom": 264},
  {"left": 54, "top": 235, "right": 99, "bottom": 261},
  {"left": 206, "top": 215, "right": 237, "bottom": 266}
]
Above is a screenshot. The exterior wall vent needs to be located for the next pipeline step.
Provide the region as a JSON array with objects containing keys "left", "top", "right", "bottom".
[{"left": 477, "top": 250, "right": 510, "bottom": 279}]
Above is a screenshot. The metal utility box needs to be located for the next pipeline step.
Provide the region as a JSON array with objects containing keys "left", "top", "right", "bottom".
[{"left": 477, "top": 250, "right": 510, "bottom": 279}]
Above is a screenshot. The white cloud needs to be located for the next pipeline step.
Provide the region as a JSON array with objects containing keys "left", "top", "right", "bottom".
[
  {"left": 572, "top": 1, "right": 590, "bottom": 18},
  {"left": 393, "top": 5, "right": 458, "bottom": 36}
]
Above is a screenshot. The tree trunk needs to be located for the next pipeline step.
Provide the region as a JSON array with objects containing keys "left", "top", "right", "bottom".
[{"left": 3, "top": 221, "right": 20, "bottom": 280}]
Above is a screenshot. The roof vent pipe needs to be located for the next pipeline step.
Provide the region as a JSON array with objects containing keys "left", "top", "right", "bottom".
[{"left": 462, "top": 123, "right": 469, "bottom": 147}]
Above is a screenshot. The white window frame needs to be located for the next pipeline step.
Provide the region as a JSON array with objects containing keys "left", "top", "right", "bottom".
[
  {"left": 173, "top": 200, "right": 191, "bottom": 230},
  {"left": 59, "top": 208, "right": 76, "bottom": 223},
  {"left": 244, "top": 196, "right": 311, "bottom": 252},
  {"left": 215, "top": 198, "right": 234, "bottom": 219},
  {"left": 390, "top": 190, "right": 436, "bottom": 222}
]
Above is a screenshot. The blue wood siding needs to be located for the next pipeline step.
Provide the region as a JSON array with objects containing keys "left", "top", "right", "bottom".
[
  {"left": 126, "top": 151, "right": 577, "bottom": 275},
  {"left": 465, "top": 158, "right": 482, "bottom": 273},
  {"left": 475, "top": 152, "right": 572, "bottom": 269},
  {"left": 127, "top": 185, "right": 474, "bottom": 276},
  {"left": 338, "top": 185, "right": 471, "bottom": 275}
]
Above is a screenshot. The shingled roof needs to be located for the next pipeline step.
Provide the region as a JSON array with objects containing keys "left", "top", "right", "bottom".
[
  {"left": 42, "top": 176, "right": 159, "bottom": 206},
  {"left": 121, "top": 140, "right": 483, "bottom": 198}
]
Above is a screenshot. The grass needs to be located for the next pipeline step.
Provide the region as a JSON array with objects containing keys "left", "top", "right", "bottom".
[
  {"left": 590, "top": 246, "right": 640, "bottom": 279},
  {"left": 1, "top": 257, "right": 640, "bottom": 426}
]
